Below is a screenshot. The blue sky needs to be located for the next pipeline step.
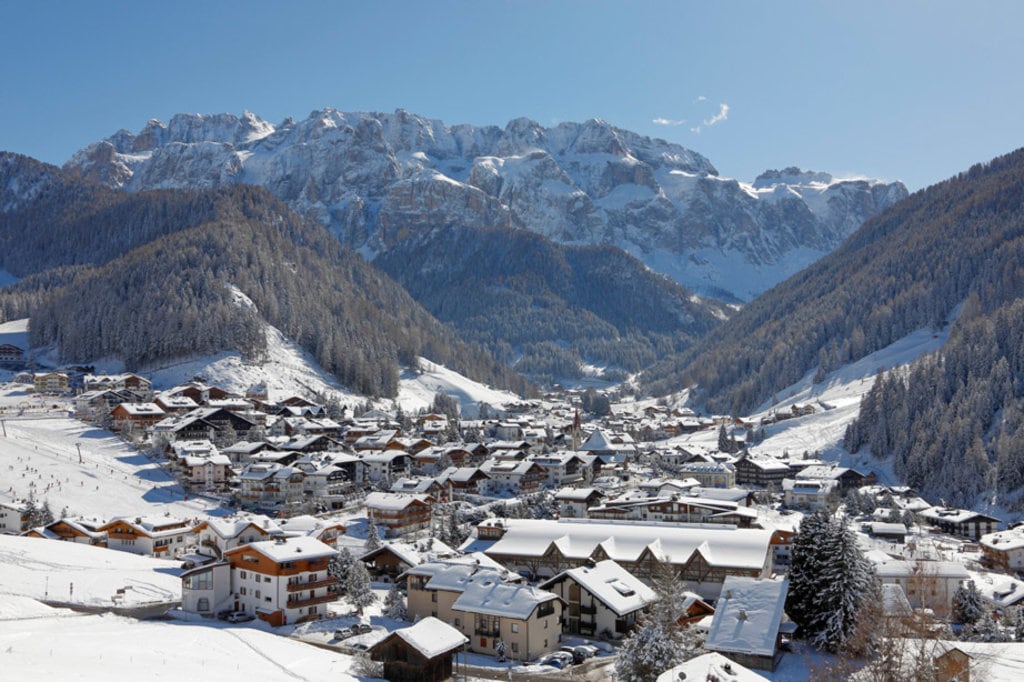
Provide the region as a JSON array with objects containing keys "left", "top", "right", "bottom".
[{"left": 1, "top": 1, "right": 1021, "bottom": 190}]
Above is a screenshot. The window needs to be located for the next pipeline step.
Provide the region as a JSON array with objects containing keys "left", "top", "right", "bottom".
[
  {"left": 240, "top": 571, "right": 247, "bottom": 579},
  {"left": 431, "top": 591, "right": 438, "bottom": 603},
  {"left": 240, "top": 587, "right": 247, "bottom": 596},
  {"left": 512, "top": 643, "right": 519, "bottom": 653},
  {"left": 454, "top": 617, "right": 461, "bottom": 627},
  {"left": 264, "top": 576, "right": 271, "bottom": 583},
  {"left": 309, "top": 606, "right": 317, "bottom": 615},
  {"left": 265, "top": 597, "right": 272, "bottom": 603},
  {"left": 544, "top": 639, "right": 548, "bottom": 648},
  {"left": 255, "top": 590, "right": 261, "bottom": 599},
  {"left": 544, "top": 619, "right": 548, "bottom": 629},
  {"left": 511, "top": 623, "right": 519, "bottom": 633},
  {"left": 197, "top": 598, "right": 209, "bottom": 611}
]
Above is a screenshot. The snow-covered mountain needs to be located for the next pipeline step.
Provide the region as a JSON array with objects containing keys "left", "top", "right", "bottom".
[{"left": 65, "top": 109, "right": 907, "bottom": 301}]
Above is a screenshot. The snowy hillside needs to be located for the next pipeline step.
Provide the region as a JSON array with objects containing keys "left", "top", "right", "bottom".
[
  {"left": 65, "top": 109, "right": 907, "bottom": 301},
  {"left": 0, "top": 387, "right": 228, "bottom": 519},
  {"left": 397, "top": 358, "right": 520, "bottom": 417},
  {"left": 667, "top": 324, "right": 952, "bottom": 485},
  {"left": 0, "top": 535, "right": 181, "bottom": 607}
]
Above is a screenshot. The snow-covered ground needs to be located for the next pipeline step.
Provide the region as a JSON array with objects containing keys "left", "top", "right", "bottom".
[
  {"left": 397, "top": 358, "right": 519, "bottom": 417},
  {"left": 0, "top": 610, "right": 360, "bottom": 681},
  {"left": 0, "top": 317, "right": 28, "bottom": 349},
  {"left": 0, "top": 534, "right": 181, "bottom": 607},
  {"left": 0, "top": 389, "right": 229, "bottom": 519}
]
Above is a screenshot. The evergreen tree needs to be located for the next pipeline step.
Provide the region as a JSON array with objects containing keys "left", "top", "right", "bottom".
[
  {"left": 40, "top": 499, "right": 54, "bottom": 526},
  {"left": 329, "top": 547, "right": 354, "bottom": 587},
  {"left": 787, "top": 510, "right": 875, "bottom": 652},
  {"left": 383, "top": 582, "right": 407, "bottom": 621},
  {"left": 951, "top": 580, "right": 984, "bottom": 626},
  {"left": 614, "top": 620, "right": 687, "bottom": 682},
  {"left": 344, "top": 561, "right": 376, "bottom": 615},
  {"left": 364, "top": 522, "right": 383, "bottom": 551}
]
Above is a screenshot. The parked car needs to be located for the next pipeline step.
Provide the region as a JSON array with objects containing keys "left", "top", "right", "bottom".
[
  {"left": 334, "top": 627, "right": 356, "bottom": 640},
  {"left": 226, "top": 611, "right": 254, "bottom": 623},
  {"left": 559, "top": 646, "right": 586, "bottom": 664},
  {"left": 539, "top": 652, "right": 574, "bottom": 669},
  {"left": 354, "top": 623, "right": 373, "bottom": 634},
  {"left": 573, "top": 644, "right": 600, "bottom": 659}
]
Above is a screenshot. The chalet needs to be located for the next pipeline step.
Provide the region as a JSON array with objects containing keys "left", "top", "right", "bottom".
[
  {"left": 238, "top": 462, "right": 306, "bottom": 508},
  {"left": 192, "top": 516, "right": 283, "bottom": 558},
  {"left": 0, "top": 343, "right": 24, "bottom": 363},
  {"left": 782, "top": 478, "right": 839, "bottom": 510},
  {"left": 918, "top": 507, "right": 1001, "bottom": 541},
  {"left": 154, "top": 394, "right": 201, "bottom": 414},
  {"left": 26, "top": 517, "right": 107, "bottom": 545},
  {"left": 733, "top": 454, "right": 790, "bottom": 488},
  {"left": 74, "top": 389, "right": 129, "bottom": 417},
  {"left": 480, "top": 519, "right": 777, "bottom": 599},
  {"left": 221, "top": 440, "right": 279, "bottom": 464},
  {"left": 404, "top": 562, "right": 562, "bottom": 661},
  {"left": 486, "top": 440, "right": 533, "bottom": 459},
  {"left": 794, "top": 465, "right": 873, "bottom": 490},
  {"left": 705, "top": 576, "right": 790, "bottom": 671},
  {"left": 980, "top": 526, "right": 1024, "bottom": 572},
  {"left": 528, "top": 452, "right": 587, "bottom": 487},
  {"left": 359, "top": 449, "right": 412, "bottom": 482},
  {"left": 390, "top": 477, "right": 446, "bottom": 500},
  {"left": 360, "top": 541, "right": 425, "bottom": 580},
  {"left": 185, "top": 406, "right": 256, "bottom": 437},
  {"left": 370, "top": 617, "right": 468, "bottom": 682},
  {"left": 553, "top": 487, "right": 606, "bottom": 519},
  {"left": 182, "top": 536, "right": 338, "bottom": 626},
  {"left": 866, "top": 522, "right": 909, "bottom": 544},
  {"left": 275, "top": 515, "right": 347, "bottom": 547},
  {"left": 0, "top": 501, "right": 32, "bottom": 534},
  {"left": 678, "top": 461, "right": 737, "bottom": 489},
  {"left": 181, "top": 453, "right": 233, "bottom": 490},
  {"left": 33, "top": 372, "right": 69, "bottom": 394},
  {"left": 365, "top": 492, "right": 433, "bottom": 537},
  {"left": 163, "top": 382, "right": 235, "bottom": 406},
  {"left": 297, "top": 460, "right": 353, "bottom": 507},
  {"left": 395, "top": 436, "right": 434, "bottom": 455},
  {"left": 277, "top": 434, "right": 345, "bottom": 453},
  {"left": 100, "top": 516, "right": 195, "bottom": 556},
  {"left": 539, "top": 560, "right": 656, "bottom": 638},
  {"left": 109, "top": 402, "right": 166, "bottom": 431},
  {"left": 437, "top": 467, "right": 492, "bottom": 495},
  {"left": 353, "top": 429, "right": 403, "bottom": 451},
  {"left": 83, "top": 373, "right": 152, "bottom": 395},
  {"left": 478, "top": 459, "right": 547, "bottom": 493},
  {"left": 151, "top": 413, "right": 220, "bottom": 442}
]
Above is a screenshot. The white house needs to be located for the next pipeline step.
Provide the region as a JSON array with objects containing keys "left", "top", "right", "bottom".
[{"left": 539, "top": 559, "right": 656, "bottom": 638}]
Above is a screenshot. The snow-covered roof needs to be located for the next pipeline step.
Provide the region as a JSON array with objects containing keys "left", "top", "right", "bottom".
[
  {"left": 391, "top": 616, "right": 468, "bottom": 658},
  {"left": 232, "top": 536, "right": 337, "bottom": 563},
  {"left": 485, "top": 519, "right": 773, "bottom": 570},
  {"left": 451, "top": 571, "right": 559, "bottom": 619},
  {"left": 202, "top": 515, "right": 281, "bottom": 539},
  {"left": 657, "top": 652, "right": 768, "bottom": 682},
  {"left": 871, "top": 559, "right": 970, "bottom": 580},
  {"left": 706, "top": 576, "right": 789, "bottom": 658},
  {"left": 981, "top": 526, "right": 1024, "bottom": 552},
  {"left": 539, "top": 560, "right": 656, "bottom": 616},
  {"left": 553, "top": 487, "right": 603, "bottom": 502},
  {"left": 364, "top": 492, "right": 431, "bottom": 511},
  {"left": 361, "top": 541, "right": 423, "bottom": 567}
]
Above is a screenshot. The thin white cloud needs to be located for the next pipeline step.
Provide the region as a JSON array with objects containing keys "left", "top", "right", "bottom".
[
  {"left": 652, "top": 117, "right": 686, "bottom": 126},
  {"left": 703, "top": 103, "right": 730, "bottom": 127},
  {"left": 690, "top": 126, "right": 702, "bottom": 134},
  {"left": 695, "top": 95, "right": 707, "bottom": 102}
]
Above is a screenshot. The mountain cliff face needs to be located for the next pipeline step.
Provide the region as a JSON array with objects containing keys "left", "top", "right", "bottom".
[{"left": 64, "top": 109, "right": 908, "bottom": 301}]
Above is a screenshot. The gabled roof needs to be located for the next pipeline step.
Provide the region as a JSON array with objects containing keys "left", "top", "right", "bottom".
[
  {"left": 539, "top": 560, "right": 656, "bottom": 616},
  {"left": 226, "top": 536, "right": 336, "bottom": 563},
  {"left": 451, "top": 571, "right": 559, "bottom": 619},
  {"left": 387, "top": 617, "right": 468, "bottom": 659},
  {"left": 706, "top": 576, "right": 789, "bottom": 658}
]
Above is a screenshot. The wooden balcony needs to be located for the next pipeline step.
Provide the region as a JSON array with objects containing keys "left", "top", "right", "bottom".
[
  {"left": 286, "top": 577, "right": 337, "bottom": 592},
  {"left": 285, "top": 592, "right": 338, "bottom": 609}
]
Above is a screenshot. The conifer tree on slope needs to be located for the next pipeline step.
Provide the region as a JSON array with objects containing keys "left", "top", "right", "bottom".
[{"left": 345, "top": 561, "right": 376, "bottom": 615}]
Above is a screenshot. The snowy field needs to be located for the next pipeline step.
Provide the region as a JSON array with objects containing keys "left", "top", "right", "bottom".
[
  {"left": 397, "top": 358, "right": 519, "bottom": 417},
  {"left": 0, "top": 388, "right": 229, "bottom": 519},
  {"left": 0, "top": 610, "right": 360, "bottom": 681},
  {"left": 0, "top": 534, "right": 180, "bottom": 607}
]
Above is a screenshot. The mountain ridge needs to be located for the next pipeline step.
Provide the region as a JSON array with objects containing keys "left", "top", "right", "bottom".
[{"left": 62, "top": 108, "right": 908, "bottom": 301}]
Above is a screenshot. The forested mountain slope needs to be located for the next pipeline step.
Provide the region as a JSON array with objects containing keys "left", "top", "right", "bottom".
[
  {"left": 0, "top": 162, "right": 530, "bottom": 398},
  {"left": 373, "top": 225, "right": 728, "bottom": 381},
  {"left": 642, "top": 148, "right": 1024, "bottom": 415}
]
